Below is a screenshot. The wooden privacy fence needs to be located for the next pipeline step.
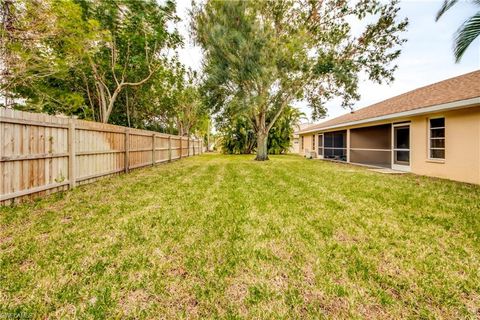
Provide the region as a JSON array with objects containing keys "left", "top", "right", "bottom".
[{"left": 0, "top": 108, "right": 203, "bottom": 205}]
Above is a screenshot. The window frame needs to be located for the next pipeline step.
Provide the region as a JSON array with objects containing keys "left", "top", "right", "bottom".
[
  {"left": 428, "top": 116, "right": 445, "bottom": 161},
  {"left": 323, "top": 130, "right": 347, "bottom": 161},
  {"left": 317, "top": 133, "right": 324, "bottom": 157}
]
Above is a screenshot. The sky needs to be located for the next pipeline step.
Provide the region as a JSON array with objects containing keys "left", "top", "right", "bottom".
[{"left": 174, "top": 0, "right": 480, "bottom": 124}]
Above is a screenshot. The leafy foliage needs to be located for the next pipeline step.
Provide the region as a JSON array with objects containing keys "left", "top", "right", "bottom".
[
  {"left": 267, "top": 107, "right": 304, "bottom": 155},
  {"left": 192, "top": 0, "right": 408, "bottom": 160},
  {"left": 436, "top": 0, "right": 480, "bottom": 62},
  {"left": 220, "top": 106, "right": 304, "bottom": 155},
  {"left": 1, "top": 0, "right": 105, "bottom": 114},
  {"left": 1, "top": 0, "right": 207, "bottom": 137},
  {"left": 220, "top": 115, "right": 256, "bottom": 154}
]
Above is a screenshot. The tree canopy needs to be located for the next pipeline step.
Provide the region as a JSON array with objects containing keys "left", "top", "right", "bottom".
[
  {"left": 192, "top": 0, "right": 408, "bottom": 160},
  {"left": 2, "top": 0, "right": 410, "bottom": 147},
  {"left": 220, "top": 106, "right": 304, "bottom": 155},
  {"left": 1, "top": 0, "right": 208, "bottom": 139}
]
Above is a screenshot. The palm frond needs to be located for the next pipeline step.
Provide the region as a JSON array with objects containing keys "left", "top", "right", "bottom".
[
  {"left": 454, "top": 11, "right": 480, "bottom": 62},
  {"left": 435, "top": 0, "right": 460, "bottom": 21}
]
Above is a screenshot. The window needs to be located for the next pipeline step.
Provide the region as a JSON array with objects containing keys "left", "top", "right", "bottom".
[
  {"left": 393, "top": 125, "right": 410, "bottom": 165},
  {"left": 318, "top": 134, "right": 323, "bottom": 156},
  {"left": 323, "top": 131, "right": 347, "bottom": 161},
  {"left": 312, "top": 134, "right": 315, "bottom": 150},
  {"left": 429, "top": 117, "right": 445, "bottom": 159},
  {"left": 301, "top": 136, "right": 304, "bottom": 150}
]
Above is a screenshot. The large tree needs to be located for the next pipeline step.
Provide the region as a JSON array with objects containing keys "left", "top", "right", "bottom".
[
  {"left": 1, "top": 0, "right": 182, "bottom": 124},
  {"left": 219, "top": 106, "right": 304, "bottom": 155},
  {"left": 192, "top": 0, "right": 408, "bottom": 160},
  {"left": 75, "top": 0, "right": 182, "bottom": 123},
  {"left": 0, "top": 0, "right": 103, "bottom": 113}
]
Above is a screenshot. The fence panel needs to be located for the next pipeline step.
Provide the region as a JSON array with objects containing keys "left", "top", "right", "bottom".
[{"left": 0, "top": 108, "right": 203, "bottom": 204}]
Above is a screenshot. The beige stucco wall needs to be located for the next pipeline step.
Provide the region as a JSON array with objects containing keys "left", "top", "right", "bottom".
[
  {"left": 290, "top": 137, "right": 300, "bottom": 154},
  {"left": 299, "top": 106, "right": 480, "bottom": 184},
  {"left": 299, "top": 134, "right": 314, "bottom": 156},
  {"left": 410, "top": 107, "right": 480, "bottom": 184}
]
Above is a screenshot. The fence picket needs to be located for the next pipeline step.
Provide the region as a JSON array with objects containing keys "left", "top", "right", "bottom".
[{"left": 0, "top": 109, "right": 203, "bottom": 204}]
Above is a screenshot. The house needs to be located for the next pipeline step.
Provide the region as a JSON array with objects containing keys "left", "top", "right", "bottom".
[
  {"left": 290, "top": 123, "right": 312, "bottom": 154},
  {"left": 298, "top": 70, "right": 480, "bottom": 184}
]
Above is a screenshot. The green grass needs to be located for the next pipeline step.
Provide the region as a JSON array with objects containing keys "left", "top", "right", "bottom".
[{"left": 1, "top": 154, "right": 479, "bottom": 319}]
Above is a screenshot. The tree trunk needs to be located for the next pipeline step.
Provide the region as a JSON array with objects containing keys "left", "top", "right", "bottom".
[
  {"left": 255, "top": 130, "right": 269, "bottom": 161},
  {"left": 126, "top": 92, "right": 131, "bottom": 127},
  {"left": 2, "top": 0, "right": 14, "bottom": 108},
  {"left": 206, "top": 120, "right": 210, "bottom": 152}
]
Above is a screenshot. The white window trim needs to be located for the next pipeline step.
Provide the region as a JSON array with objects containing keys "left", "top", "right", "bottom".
[
  {"left": 317, "top": 134, "right": 324, "bottom": 159},
  {"left": 428, "top": 116, "right": 445, "bottom": 161},
  {"left": 391, "top": 123, "right": 411, "bottom": 172}
]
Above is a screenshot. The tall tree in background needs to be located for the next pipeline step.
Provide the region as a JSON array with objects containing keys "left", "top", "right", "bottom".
[
  {"left": 0, "top": 0, "right": 102, "bottom": 113},
  {"left": 109, "top": 62, "right": 181, "bottom": 132},
  {"left": 193, "top": 0, "right": 407, "bottom": 160},
  {"left": 267, "top": 106, "right": 304, "bottom": 155},
  {"left": 219, "top": 106, "right": 304, "bottom": 155},
  {"left": 219, "top": 115, "right": 256, "bottom": 154},
  {"left": 171, "top": 69, "right": 207, "bottom": 137},
  {"left": 1, "top": 0, "right": 14, "bottom": 107},
  {"left": 436, "top": 0, "right": 480, "bottom": 62},
  {"left": 1, "top": 0, "right": 182, "bottom": 125},
  {"left": 75, "top": 0, "right": 182, "bottom": 123}
]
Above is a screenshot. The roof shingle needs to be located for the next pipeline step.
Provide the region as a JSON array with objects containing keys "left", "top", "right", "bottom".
[{"left": 300, "top": 70, "right": 480, "bottom": 133}]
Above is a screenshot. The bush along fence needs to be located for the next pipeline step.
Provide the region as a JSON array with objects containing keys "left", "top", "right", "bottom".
[{"left": 0, "top": 108, "right": 203, "bottom": 205}]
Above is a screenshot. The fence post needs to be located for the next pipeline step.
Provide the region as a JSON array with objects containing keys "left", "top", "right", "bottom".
[
  {"left": 68, "top": 118, "right": 76, "bottom": 189},
  {"left": 168, "top": 136, "right": 172, "bottom": 162},
  {"left": 193, "top": 138, "right": 195, "bottom": 156},
  {"left": 152, "top": 133, "right": 156, "bottom": 166},
  {"left": 187, "top": 137, "right": 190, "bottom": 157},
  {"left": 125, "top": 128, "right": 130, "bottom": 173},
  {"left": 179, "top": 137, "right": 182, "bottom": 159}
]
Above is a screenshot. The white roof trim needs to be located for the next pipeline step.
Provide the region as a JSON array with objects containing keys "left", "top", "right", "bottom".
[{"left": 300, "top": 97, "right": 480, "bottom": 134}]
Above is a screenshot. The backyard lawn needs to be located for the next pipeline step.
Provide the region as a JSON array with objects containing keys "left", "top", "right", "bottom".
[{"left": 1, "top": 154, "right": 479, "bottom": 319}]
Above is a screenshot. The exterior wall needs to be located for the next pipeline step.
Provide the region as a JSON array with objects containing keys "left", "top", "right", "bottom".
[
  {"left": 410, "top": 107, "right": 480, "bottom": 184},
  {"left": 290, "top": 137, "right": 300, "bottom": 154},
  {"left": 291, "top": 123, "right": 313, "bottom": 154},
  {"left": 299, "top": 134, "right": 314, "bottom": 156},
  {"left": 299, "top": 105, "right": 480, "bottom": 184}
]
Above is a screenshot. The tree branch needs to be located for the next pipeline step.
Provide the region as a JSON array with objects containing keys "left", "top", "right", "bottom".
[{"left": 111, "top": 38, "right": 120, "bottom": 86}]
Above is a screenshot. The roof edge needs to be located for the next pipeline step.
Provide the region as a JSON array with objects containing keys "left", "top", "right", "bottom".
[{"left": 299, "top": 97, "right": 480, "bottom": 134}]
